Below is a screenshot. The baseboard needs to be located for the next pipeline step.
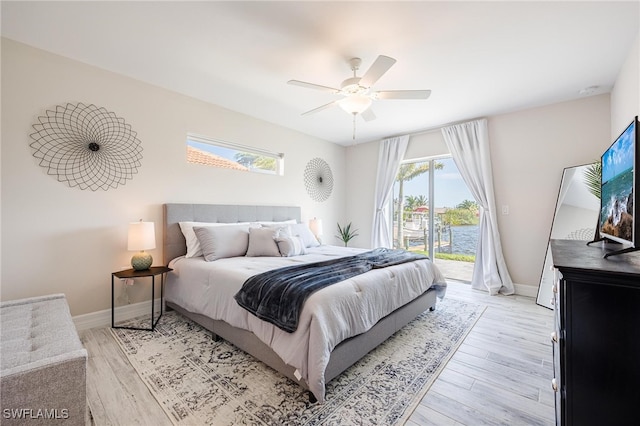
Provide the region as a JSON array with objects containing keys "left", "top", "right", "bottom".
[
  {"left": 449, "top": 278, "right": 539, "bottom": 299},
  {"left": 514, "top": 282, "right": 538, "bottom": 298},
  {"left": 73, "top": 299, "right": 163, "bottom": 331}
]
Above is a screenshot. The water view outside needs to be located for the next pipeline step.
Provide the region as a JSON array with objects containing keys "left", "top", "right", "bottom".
[
  {"left": 395, "top": 224, "right": 478, "bottom": 256},
  {"left": 393, "top": 157, "right": 478, "bottom": 281},
  {"left": 445, "top": 225, "right": 479, "bottom": 255}
]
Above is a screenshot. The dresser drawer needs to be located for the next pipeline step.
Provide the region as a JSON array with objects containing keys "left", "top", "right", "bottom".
[{"left": 552, "top": 269, "right": 562, "bottom": 425}]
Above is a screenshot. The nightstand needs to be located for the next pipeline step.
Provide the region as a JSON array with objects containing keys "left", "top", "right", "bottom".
[{"left": 111, "top": 266, "right": 172, "bottom": 331}]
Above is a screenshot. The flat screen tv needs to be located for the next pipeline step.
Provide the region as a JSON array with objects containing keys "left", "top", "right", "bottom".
[{"left": 596, "top": 116, "right": 640, "bottom": 258}]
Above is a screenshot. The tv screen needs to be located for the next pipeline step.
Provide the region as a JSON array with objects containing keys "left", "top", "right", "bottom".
[{"left": 599, "top": 117, "right": 638, "bottom": 248}]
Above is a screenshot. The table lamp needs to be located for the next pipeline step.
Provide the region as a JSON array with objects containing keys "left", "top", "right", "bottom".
[
  {"left": 309, "top": 217, "right": 323, "bottom": 244},
  {"left": 128, "top": 220, "right": 155, "bottom": 270}
]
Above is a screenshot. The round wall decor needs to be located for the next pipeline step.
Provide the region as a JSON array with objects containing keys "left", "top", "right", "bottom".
[
  {"left": 304, "top": 157, "right": 333, "bottom": 202},
  {"left": 29, "top": 103, "right": 143, "bottom": 191}
]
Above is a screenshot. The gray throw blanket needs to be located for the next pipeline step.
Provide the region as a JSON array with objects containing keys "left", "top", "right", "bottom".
[{"left": 234, "top": 248, "right": 428, "bottom": 333}]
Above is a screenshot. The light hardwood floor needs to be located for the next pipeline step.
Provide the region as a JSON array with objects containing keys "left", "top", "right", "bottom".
[
  {"left": 407, "top": 282, "right": 555, "bottom": 426},
  {"left": 81, "top": 281, "right": 555, "bottom": 425}
]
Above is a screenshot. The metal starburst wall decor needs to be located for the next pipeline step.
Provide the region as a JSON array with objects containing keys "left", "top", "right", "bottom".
[
  {"left": 29, "top": 103, "right": 143, "bottom": 191},
  {"left": 304, "top": 157, "right": 334, "bottom": 202}
]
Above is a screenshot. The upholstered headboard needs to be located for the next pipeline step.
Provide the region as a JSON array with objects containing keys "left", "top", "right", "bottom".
[{"left": 163, "top": 203, "right": 302, "bottom": 265}]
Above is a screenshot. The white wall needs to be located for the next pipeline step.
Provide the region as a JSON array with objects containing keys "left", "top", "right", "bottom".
[
  {"left": 0, "top": 39, "right": 346, "bottom": 316},
  {"left": 611, "top": 32, "right": 639, "bottom": 137}
]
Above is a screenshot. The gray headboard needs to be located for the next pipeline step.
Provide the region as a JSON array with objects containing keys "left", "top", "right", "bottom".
[{"left": 163, "top": 203, "right": 302, "bottom": 265}]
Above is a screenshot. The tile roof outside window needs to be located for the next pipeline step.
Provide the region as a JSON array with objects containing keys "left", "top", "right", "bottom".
[{"left": 186, "top": 146, "right": 249, "bottom": 171}]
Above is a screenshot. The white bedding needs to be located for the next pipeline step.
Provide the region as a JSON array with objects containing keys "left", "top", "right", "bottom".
[{"left": 165, "top": 245, "right": 446, "bottom": 402}]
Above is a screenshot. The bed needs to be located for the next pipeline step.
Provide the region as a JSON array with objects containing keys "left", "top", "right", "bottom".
[{"left": 162, "top": 203, "right": 446, "bottom": 402}]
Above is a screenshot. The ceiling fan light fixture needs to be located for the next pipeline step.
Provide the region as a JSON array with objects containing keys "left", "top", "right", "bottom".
[
  {"left": 338, "top": 94, "right": 372, "bottom": 115},
  {"left": 288, "top": 54, "right": 431, "bottom": 136},
  {"left": 340, "top": 77, "right": 369, "bottom": 95}
]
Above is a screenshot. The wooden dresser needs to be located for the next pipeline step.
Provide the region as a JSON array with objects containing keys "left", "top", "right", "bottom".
[{"left": 550, "top": 239, "right": 640, "bottom": 426}]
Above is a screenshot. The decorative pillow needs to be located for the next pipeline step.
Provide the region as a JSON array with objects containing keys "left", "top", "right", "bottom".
[
  {"left": 246, "top": 227, "right": 281, "bottom": 257},
  {"left": 288, "top": 223, "right": 320, "bottom": 248},
  {"left": 179, "top": 221, "right": 249, "bottom": 258},
  {"left": 261, "top": 224, "right": 291, "bottom": 238},
  {"left": 275, "top": 236, "right": 306, "bottom": 257},
  {"left": 193, "top": 224, "right": 250, "bottom": 261}
]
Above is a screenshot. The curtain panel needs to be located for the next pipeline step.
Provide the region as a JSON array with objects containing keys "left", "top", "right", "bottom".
[
  {"left": 441, "top": 119, "right": 514, "bottom": 295},
  {"left": 371, "top": 135, "right": 410, "bottom": 248}
]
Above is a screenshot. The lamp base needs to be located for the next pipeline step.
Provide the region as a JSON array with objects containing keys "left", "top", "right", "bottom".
[{"left": 131, "top": 251, "right": 153, "bottom": 270}]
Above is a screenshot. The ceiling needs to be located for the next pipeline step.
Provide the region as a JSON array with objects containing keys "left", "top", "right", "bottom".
[{"left": 2, "top": 1, "right": 638, "bottom": 146}]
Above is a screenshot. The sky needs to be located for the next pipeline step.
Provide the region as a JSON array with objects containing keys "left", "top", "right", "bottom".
[
  {"left": 188, "top": 140, "right": 241, "bottom": 161},
  {"left": 398, "top": 157, "right": 474, "bottom": 209}
]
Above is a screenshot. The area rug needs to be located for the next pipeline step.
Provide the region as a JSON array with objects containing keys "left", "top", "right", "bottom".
[{"left": 110, "top": 297, "right": 484, "bottom": 425}]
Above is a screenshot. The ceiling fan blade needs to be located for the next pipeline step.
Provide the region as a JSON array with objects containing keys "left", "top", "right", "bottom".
[
  {"left": 301, "top": 100, "right": 340, "bottom": 116},
  {"left": 361, "top": 108, "right": 376, "bottom": 122},
  {"left": 359, "top": 55, "right": 396, "bottom": 88},
  {"left": 375, "top": 90, "right": 432, "bottom": 100},
  {"left": 288, "top": 80, "right": 340, "bottom": 93}
]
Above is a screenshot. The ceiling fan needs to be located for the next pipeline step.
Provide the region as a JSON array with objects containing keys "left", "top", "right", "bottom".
[{"left": 288, "top": 55, "right": 431, "bottom": 138}]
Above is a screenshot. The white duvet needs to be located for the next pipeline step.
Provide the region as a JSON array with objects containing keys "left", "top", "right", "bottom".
[{"left": 165, "top": 245, "right": 446, "bottom": 402}]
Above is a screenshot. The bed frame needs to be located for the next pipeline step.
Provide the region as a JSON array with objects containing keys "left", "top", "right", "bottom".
[{"left": 163, "top": 203, "right": 437, "bottom": 401}]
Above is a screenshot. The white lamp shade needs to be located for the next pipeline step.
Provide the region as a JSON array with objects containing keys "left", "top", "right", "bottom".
[
  {"left": 339, "top": 95, "right": 372, "bottom": 115},
  {"left": 127, "top": 221, "right": 156, "bottom": 251},
  {"left": 309, "top": 218, "right": 323, "bottom": 237}
]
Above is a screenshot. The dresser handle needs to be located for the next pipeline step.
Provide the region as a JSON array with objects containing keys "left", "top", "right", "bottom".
[
  {"left": 552, "top": 378, "right": 558, "bottom": 392},
  {"left": 552, "top": 284, "right": 558, "bottom": 294},
  {"left": 551, "top": 331, "right": 558, "bottom": 343},
  {"left": 550, "top": 297, "right": 555, "bottom": 306}
]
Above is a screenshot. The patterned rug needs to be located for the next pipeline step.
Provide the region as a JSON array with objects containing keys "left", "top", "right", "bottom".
[{"left": 110, "top": 297, "right": 484, "bottom": 425}]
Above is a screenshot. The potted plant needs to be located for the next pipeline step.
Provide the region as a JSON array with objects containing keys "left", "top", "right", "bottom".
[{"left": 336, "top": 222, "right": 359, "bottom": 247}]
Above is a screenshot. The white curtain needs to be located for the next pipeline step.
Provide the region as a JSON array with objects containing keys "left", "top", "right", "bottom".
[
  {"left": 371, "top": 135, "right": 410, "bottom": 248},
  {"left": 441, "top": 119, "right": 514, "bottom": 295}
]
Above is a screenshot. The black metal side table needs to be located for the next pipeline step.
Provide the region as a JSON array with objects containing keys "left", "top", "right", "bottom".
[{"left": 111, "top": 266, "right": 172, "bottom": 331}]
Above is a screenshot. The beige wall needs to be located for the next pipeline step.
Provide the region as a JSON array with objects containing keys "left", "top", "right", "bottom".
[
  {"left": 1, "top": 39, "right": 346, "bottom": 316},
  {"left": 346, "top": 94, "right": 611, "bottom": 291},
  {"left": 344, "top": 140, "right": 379, "bottom": 249},
  {"left": 346, "top": 30, "right": 639, "bottom": 293},
  {"left": 489, "top": 95, "right": 610, "bottom": 288},
  {"left": 2, "top": 28, "right": 637, "bottom": 314}
]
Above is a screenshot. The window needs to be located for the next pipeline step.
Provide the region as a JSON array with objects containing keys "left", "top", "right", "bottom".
[{"left": 186, "top": 134, "right": 284, "bottom": 175}]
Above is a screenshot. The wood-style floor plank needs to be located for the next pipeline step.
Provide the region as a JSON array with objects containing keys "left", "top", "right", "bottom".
[
  {"left": 413, "top": 282, "right": 555, "bottom": 425},
  {"left": 81, "top": 328, "right": 172, "bottom": 425},
  {"left": 80, "top": 281, "right": 556, "bottom": 425},
  {"left": 406, "top": 403, "right": 464, "bottom": 426}
]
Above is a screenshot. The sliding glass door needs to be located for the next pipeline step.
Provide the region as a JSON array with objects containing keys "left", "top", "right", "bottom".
[{"left": 392, "top": 156, "right": 477, "bottom": 281}]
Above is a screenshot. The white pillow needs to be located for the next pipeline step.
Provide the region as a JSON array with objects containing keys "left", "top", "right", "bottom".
[
  {"left": 257, "top": 219, "right": 297, "bottom": 226},
  {"left": 179, "top": 221, "right": 249, "bottom": 258},
  {"left": 246, "top": 227, "right": 281, "bottom": 257},
  {"left": 275, "top": 236, "right": 306, "bottom": 257},
  {"left": 193, "top": 224, "right": 250, "bottom": 261},
  {"left": 288, "top": 223, "right": 320, "bottom": 248}
]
